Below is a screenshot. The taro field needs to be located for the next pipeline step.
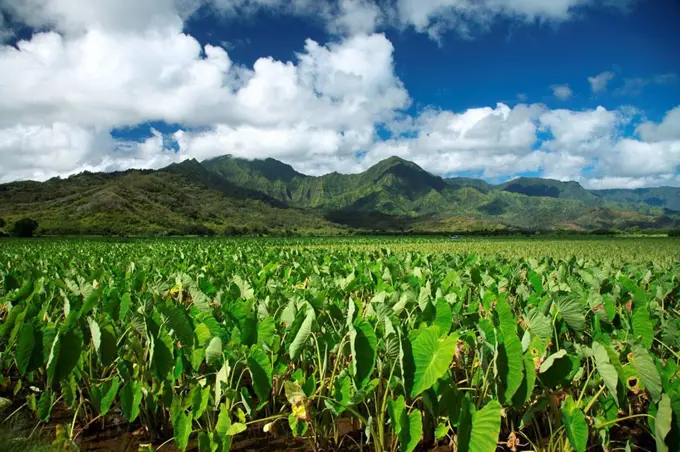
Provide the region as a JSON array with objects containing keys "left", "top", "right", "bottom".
[{"left": 1, "top": 236, "right": 680, "bottom": 451}]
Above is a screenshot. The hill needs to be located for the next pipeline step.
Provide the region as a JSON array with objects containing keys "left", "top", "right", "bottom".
[
  {"left": 1, "top": 154, "right": 679, "bottom": 235},
  {"left": 0, "top": 160, "right": 341, "bottom": 236}
]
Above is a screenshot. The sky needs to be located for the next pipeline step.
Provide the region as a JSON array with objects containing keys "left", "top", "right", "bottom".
[{"left": 0, "top": 0, "right": 679, "bottom": 189}]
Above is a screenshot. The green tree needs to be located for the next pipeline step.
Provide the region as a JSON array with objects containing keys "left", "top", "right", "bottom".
[
  {"left": 12, "top": 218, "right": 39, "bottom": 237},
  {"left": 0, "top": 217, "right": 5, "bottom": 228}
]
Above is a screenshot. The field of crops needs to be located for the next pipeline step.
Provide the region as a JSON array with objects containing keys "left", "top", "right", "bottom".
[{"left": 1, "top": 237, "right": 679, "bottom": 451}]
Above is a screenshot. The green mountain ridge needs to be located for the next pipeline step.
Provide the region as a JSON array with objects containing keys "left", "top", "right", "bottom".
[{"left": 1, "top": 154, "right": 679, "bottom": 235}]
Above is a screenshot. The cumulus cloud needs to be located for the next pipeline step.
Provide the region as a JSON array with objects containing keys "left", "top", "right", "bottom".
[
  {"left": 588, "top": 71, "right": 615, "bottom": 93},
  {"left": 0, "top": 0, "right": 676, "bottom": 190},
  {"left": 636, "top": 106, "right": 680, "bottom": 142},
  {"left": 617, "top": 73, "right": 678, "bottom": 96},
  {"left": 0, "top": 23, "right": 409, "bottom": 181},
  {"left": 550, "top": 84, "right": 573, "bottom": 100}
]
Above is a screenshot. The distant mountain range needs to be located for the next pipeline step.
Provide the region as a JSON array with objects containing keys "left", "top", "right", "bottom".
[{"left": 1, "top": 155, "right": 679, "bottom": 235}]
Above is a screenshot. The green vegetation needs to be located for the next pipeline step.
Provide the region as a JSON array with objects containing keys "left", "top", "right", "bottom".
[
  {"left": 1, "top": 236, "right": 679, "bottom": 451},
  {"left": 1, "top": 155, "right": 679, "bottom": 236}
]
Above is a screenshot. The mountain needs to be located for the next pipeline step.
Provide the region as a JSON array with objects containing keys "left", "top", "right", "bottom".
[
  {"left": 0, "top": 160, "right": 340, "bottom": 236},
  {"left": 1, "top": 154, "right": 679, "bottom": 235},
  {"left": 498, "top": 177, "right": 600, "bottom": 203}
]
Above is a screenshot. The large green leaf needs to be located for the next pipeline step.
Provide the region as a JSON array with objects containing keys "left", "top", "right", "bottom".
[
  {"left": 632, "top": 344, "right": 662, "bottom": 403},
  {"left": 152, "top": 328, "right": 175, "bottom": 380},
  {"left": 191, "top": 386, "right": 211, "bottom": 419},
  {"left": 631, "top": 307, "right": 654, "bottom": 349},
  {"left": 469, "top": 400, "right": 501, "bottom": 452},
  {"left": 120, "top": 380, "right": 143, "bottom": 422},
  {"left": 561, "top": 395, "right": 588, "bottom": 452},
  {"left": 15, "top": 321, "right": 35, "bottom": 375},
  {"left": 91, "top": 377, "right": 120, "bottom": 416},
  {"left": 289, "top": 308, "right": 314, "bottom": 360},
  {"left": 387, "top": 395, "right": 405, "bottom": 436},
  {"left": 350, "top": 319, "right": 377, "bottom": 388},
  {"left": 557, "top": 296, "right": 586, "bottom": 335},
  {"left": 205, "top": 336, "right": 223, "bottom": 365},
  {"left": 496, "top": 298, "right": 524, "bottom": 403},
  {"left": 248, "top": 344, "right": 273, "bottom": 403},
  {"left": 592, "top": 342, "right": 618, "bottom": 404},
  {"left": 162, "top": 305, "right": 194, "bottom": 348},
  {"left": 654, "top": 394, "right": 672, "bottom": 452},
  {"left": 88, "top": 317, "right": 101, "bottom": 353},
  {"left": 398, "top": 408, "right": 422, "bottom": 452},
  {"left": 409, "top": 327, "right": 458, "bottom": 398},
  {"left": 54, "top": 328, "right": 82, "bottom": 383},
  {"left": 174, "top": 411, "right": 193, "bottom": 451},
  {"left": 527, "top": 309, "right": 552, "bottom": 343},
  {"left": 433, "top": 299, "right": 452, "bottom": 337}
]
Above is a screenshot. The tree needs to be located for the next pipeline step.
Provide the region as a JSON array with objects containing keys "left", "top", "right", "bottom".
[
  {"left": 0, "top": 217, "right": 5, "bottom": 228},
  {"left": 12, "top": 218, "right": 39, "bottom": 237}
]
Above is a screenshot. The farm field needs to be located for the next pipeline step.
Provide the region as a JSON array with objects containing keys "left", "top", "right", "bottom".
[{"left": 1, "top": 236, "right": 679, "bottom": 451}]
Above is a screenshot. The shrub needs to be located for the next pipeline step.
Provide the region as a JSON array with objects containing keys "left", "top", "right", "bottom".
[{"left": 12, "top": 218, "right": 39, "bottom": 237}]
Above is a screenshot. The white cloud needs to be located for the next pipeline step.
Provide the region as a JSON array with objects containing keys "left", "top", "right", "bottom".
[
  {"left": 550, "top": 84, "right": 573, "bottom": 100},
  {"left": 636, "top": 106, "right": 680, "bottom": 142},
  {"left": 0, "top": 23, "right": 408, "bottom": 181},
  {"left": 0, "top": 0, "right": 195, "bottom": 34},
  {"left": 588, "top": 71, "right": 615, "bottom": 93},
  {"left": 617, "top": 73, "right": 678, "bottom": 96}
]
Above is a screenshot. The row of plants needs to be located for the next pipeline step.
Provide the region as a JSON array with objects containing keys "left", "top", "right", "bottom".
[{"left": 0, "top": 239, "right": 679, "bottom": 450}]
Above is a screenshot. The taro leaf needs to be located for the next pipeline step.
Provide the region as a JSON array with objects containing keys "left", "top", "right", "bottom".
[
  {"left": 88, "top": 317, "right": 101, "bottom": 354},
  {"left": 240, "top": 316, "right": 258, "bottom": 347},
  {"left": 592, "top": 342, "right": 619, "bottom": 404},
  {"left": 496, "top": 298, "right": 524, "bottom": 403},
  {"left": 46, "top": 332, "right": 60, "bottom": 386},
  {"left": 654, "top": 394, "right": 672, "bottom": 452},
  {"left": 15, "top": 321, "right": 35, "bottom": 375},
  {"left": 539, "top": 350, "right": 568, "bottom": 373},
  {"left": 99, "top": 323, "right": 117, "bottom": 366},
  {"left": 227, "top": 423, "right": 247, "bottom": 436},
  {"left": 557, "top": 296, "right": 586, "bottom": 335},
  {"left": 38, "top": 391, "right": 53, "bottom": 422},
  {"left": 632, "top": 344, "right": 662, "bottom": 403},
  {"left": 215, "top": 361, "right": 230, "bottom": 405},
  {"left": 289, "top": 308, "right": 314, "bottom": 361},
  {"left": 513, "top": 352, "right": 537, "bottom": 408},
  {"left": 195, "top": 324, "right": 212, "bottom": 347},
  {"left": 350, "top": 319, "right": 377, "bottom": 388},
  {"left": 189, "top": 287, "right": 211, "bottom": 312},
  {"left": 632, "top": 307, "right": 654, "bottom": 349},
  {"left": 387, "top": 395, "right": 406, "bottom": 436},
  {"left": 527, "top": 309, "right": 552, "bottom": 343},
  {"left": 174, "top": 411, "right": 193, "bottom": 451},
  {"left": 152, "top": 328, "right": 175, "bottom": 381},
  {"left": 192, "top": 386, "right": 211, "bottom": 419},
  {"left": 435, "top": 423, "right": 449, "bottom": 441},
  {"left": 457, "top": 394, "right": 474, "bottom": 452},
  {"left": 162, "top": 305, "right": 194, "bottom": 348},
  {"left": 409, "top": 327, "right": 458, "bottom": 398},
  {"left": 398, "top": 408, "right": 422, "bottom": 452},
  {"left": 205, "top": 336, "right": 223, "bottom": 365},
  {"left": 561, "top": 395, "right": 588, "bottom": 452},
  {"left": 469, "top": 400, "right": 501, "bottom": 452},
  {"left": 257, "top": 317, "right": 276, "bottom": 349},
  {"left": 91, "top": 377, "right": 120, "bottom": 416},
  {"left": 119, "top": 293, "right": 131, "bottom": 320},
  {"left": 120, "top": 380, "right": 143, "bottom": 422},
  {"left": 433, "top": 299, "right": 453, "bottom": 337},
  {"left": 248, "top": 344, "right": 273, "bottom": 403},
  {"left": 54, "top": 328, "right": 82, "bottom": 383}
]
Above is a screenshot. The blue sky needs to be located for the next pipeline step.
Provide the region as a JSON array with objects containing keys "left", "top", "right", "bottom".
[{"left": 0, "top": 0, "right": 679, "bottom": 188}]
